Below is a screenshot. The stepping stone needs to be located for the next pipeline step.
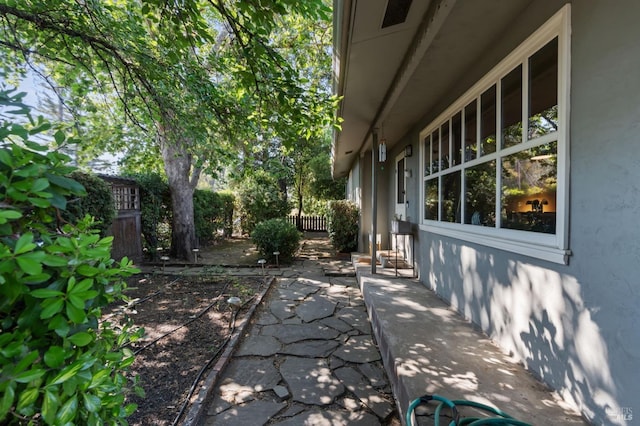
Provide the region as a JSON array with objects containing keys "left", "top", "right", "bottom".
[
  {"left": 235, "top": 335, "right": 281, "bottom": 357},
  {"left": 277, "top": 284, "right": 318, "bottom": 301},
  {"left": 333, "top": 335, "right": 381, "bottom": 363},
  {"left": 334, "top": 366, "right": 395, "bottom": 419},
  {"left": 336, "top": 306, "right": 371, "bottom": 334},
  {"left": 208, "top": 399, "right": 286, "bottom": 426},
  {"left": 269, "top": 300, "right": 296, "bottom": 320},
  {"left": 261, "top": 323, "right": 340, "bottom": 344},
  {"left": 295, "top": 295, "right": 337, "bottom": 322},
  {"left": 254, "top": 310, "right": 280, "bottom": 325},
  {"left": 358, "top": 361, "right": 388, "bottom": 388},
  {"left": 280, "top": 339, "right": 340, "bottom": 357},
  {"left": 219, "top": 358, "right": 281, "bottom": 393},
  {"left": 270, "top": 407, "right": 380, "bottom": 426},
  {"left": 280, "top": 357, "right": 344, "bottom": 405},
  {"left": 320, "top": 316, "right": 353, "bottom": 333}
]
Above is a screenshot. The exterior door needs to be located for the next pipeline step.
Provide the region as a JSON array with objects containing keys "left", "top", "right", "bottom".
[{"left": 395, "top": 153, "right": 407, "bottom": 221}]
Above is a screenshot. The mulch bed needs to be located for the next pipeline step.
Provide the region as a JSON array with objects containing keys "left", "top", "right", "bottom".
[{"left": 103, "top": 273, "right": 268, "bottom": 426}]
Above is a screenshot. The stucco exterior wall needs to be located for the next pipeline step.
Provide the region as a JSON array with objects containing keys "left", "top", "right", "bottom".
[{"left": 375, "top": 1, "right": 639, "bottom": 424}]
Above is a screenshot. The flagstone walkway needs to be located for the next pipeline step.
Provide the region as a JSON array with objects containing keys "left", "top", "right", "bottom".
[{"left": 197, "top": 236, "right": 400, "bottom": 425}]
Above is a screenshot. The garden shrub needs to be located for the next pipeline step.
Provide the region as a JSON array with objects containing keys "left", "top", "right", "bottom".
[
  {"left": 0, "top": 88, "right": 142, "bottom": 425},
  {"left": 193, "top": 189, "right": 235, "bottom": 245},
  {"left": 235, "top": 171, "right": 290, "bottom": 234},
  {"left": 62, "top": 171, "right": 116, "bottom": 237},
  {"left": 251, "top": 218, "right": 301, "bottom": 263},
  {"left": 326, "top": 200, "right": 359, "bottom": 253}
]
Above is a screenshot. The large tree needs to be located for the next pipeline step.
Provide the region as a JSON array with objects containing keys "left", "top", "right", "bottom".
[{"left": 0, "top": 0, "right": 336, "bottom": 260}]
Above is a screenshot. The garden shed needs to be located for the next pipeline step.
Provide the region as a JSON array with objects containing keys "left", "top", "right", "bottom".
[{"left": 101, "top": 175, "right": 143, "bottom": 264}]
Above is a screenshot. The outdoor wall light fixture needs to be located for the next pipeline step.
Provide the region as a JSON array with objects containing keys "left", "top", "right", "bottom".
[{"left": 405, "top": 144, "right": 413, "bottom": 157}]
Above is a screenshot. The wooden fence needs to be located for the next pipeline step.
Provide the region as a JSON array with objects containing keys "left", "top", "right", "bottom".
[{"left": 287, "top": 215, "right": 327, "bottom": 232}]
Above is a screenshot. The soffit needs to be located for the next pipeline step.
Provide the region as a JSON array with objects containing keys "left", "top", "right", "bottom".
[{"left": 333, "top": 0, "right": 535, "bottom": 178}]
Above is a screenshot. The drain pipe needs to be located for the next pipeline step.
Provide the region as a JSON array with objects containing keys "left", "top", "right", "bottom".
[{"left": 371, "top": 129, "right": 378, "bottom": 275}]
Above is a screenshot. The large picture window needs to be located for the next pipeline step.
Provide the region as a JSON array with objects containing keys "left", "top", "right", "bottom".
[{"left": 420, "top": 6, "right": 570, "bottom": 264}]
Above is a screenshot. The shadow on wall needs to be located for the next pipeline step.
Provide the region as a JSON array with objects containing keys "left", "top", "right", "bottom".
[{"left": 426, "top": 239, "right": 626, "bottom": 426}]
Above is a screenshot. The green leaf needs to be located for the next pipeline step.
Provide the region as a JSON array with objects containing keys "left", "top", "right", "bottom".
[
  {"left": 0, "top": 209, "right": 22, "bottom": 221},
  {"left": 40, "top": 298, "right": 64, "bottom": 319},
  {"left": 0, "top": 383, "right": 15, "bottom": 420},
  {"left": 31, "top": 288, "right": 65, "bottom": 298},
  {"left": 31, "top": 177, "right": 50, "bottom": 192},
  {"left": 14, "top": 232, "right": 35, "bottom": 254},
  {"left": 16, "top": 386, "right": 39, "bottom": 412},
  {"left": 49, "top": 362, "right": 83, "bottom": 386},
  {"left": 54, "top": 129, "right": 66, "bottom": 144},
  {"left": 13, "top": 350, "right": 39, "bottom": 375},
  {"left": 68, "top": 332, "right": 93, "bottom": 347},
  {"left": 44, "top": 346, "right": 66, "bottom": 368},
  {"left": 66, "top": 302, "right": 86, "bottom": 324},
  {"left": 49, "top": 314, "right": 70, "bottom": 337},
  {"left": 42, "top": 254, "right": 69, "bottom": 267},
  {"left": 46, "top": 174, "right": 86, "bottom": 195},
  {"left": 82, "top": 393, "right": 101, "bottom": 413},
  {"left": 76, "top": 264, "right": 99, "bottom": 277},
  {"left": 0, "top": 149, "right": 13, "bottom": 167},
  {"left": 56, "top": 395, "right": 78, "bottom": 424},
  {"left": 43, "top": 389, "right": 60, "bottom": 424},
  {"left": 16, "top": 255, "right": 43, "bottom": 275},
  {"left": 14, "top": 368, "right": 46, "bottom": 383},
  {"left": 27, "top": 196, "right": 52, "bottom": 208}
]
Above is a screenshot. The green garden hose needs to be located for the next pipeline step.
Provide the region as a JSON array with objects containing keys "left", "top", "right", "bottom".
[{"left": 406, "top": 394, "right": 533, "bottom": 426}]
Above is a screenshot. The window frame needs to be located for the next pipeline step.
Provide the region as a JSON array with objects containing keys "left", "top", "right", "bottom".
[{"left": 419, "top": 5, "right": 571, "bottom": 264}]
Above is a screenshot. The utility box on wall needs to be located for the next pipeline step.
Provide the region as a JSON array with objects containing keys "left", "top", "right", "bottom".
[{"left": 101, "top": 176, "right": 143, "bottom": 264}]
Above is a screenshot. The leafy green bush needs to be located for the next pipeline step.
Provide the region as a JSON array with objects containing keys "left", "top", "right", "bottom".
[
  {"left": 251, "top": 218, "right": 301, "bottom": 263},
  {"left": 194, "top": 189, "right": 235, "bottom": 244},
  {"left": 235, "top": 171, "right": 290, "bottom": 234},
  {"left": 326, "top": 200, "right": 359, "bottom": 253},
  {"left": 62, "top": 171, "right": 116, "bottom": 236},
  {"left": 0, "top": 88, "right": 142, "bottom": 425}
]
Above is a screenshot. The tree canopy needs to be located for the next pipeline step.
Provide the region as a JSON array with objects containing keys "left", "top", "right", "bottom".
[{"left": 0, "top": 0, "right": 338, "bottom": 259}]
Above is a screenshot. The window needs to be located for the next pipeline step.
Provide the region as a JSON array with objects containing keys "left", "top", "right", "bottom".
[{"left": 420, "top": 6, "right": 570, "bottom": 264}]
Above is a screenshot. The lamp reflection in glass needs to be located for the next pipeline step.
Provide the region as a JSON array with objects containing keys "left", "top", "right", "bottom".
[{"left": 526, "top": 198, "right": 548, "bottom": 213}]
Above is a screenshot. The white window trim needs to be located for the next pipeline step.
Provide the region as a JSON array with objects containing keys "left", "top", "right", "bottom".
[{"left": 419, "top": 5, "right": 571, "bottom": 265}]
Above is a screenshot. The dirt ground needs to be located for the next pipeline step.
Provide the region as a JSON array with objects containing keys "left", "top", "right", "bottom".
[
  {"left": 103, "top": 234, "right": 335, "bottom": 425},
  {"left": 103, "top": 237, "right": 272, "bottom": 426}
]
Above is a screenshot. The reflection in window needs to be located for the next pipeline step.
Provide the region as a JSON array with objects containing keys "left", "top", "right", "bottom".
[
  {"left": 425, "top": 179, "right": 439, "bottom": 220},
  {"left": 501, "top": 141, "right": 557, "bottom": 234},
  {"left": 431, "top": 130, "right": 440, "bottom": 173},
  {"left": 423, "top": 135, "right": 431, "bottom": 176},
  {"left": 464, "top": 100, "right": 477, "bottom": 161},
  {"left": 528, "top": 38, "right": 558, "bottom": 140},
  {"left": 481, "top": 85, "right": 496, "bottom": 156},
  {"left": 441, "top": 122, "right": 450, "bottom": 170},
  {"left": 464, "top": 161, "right": 496, "bottom": 227},
  {"left": 502, "top": 65, "right": 523, "bottom": 148},
  {"left": 421, "top": 17, "right": 564, "bottom": 239},
  {"left": 441, "top": 171, "right": 461, "bottom": 223},
  {"left": 452, "top": 112, "right": 462, "bottom": 166}
]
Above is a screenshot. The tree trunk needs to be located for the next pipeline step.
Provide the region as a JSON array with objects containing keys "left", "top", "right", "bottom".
[{"left": 159, "top": 127, "right": 199, "bottom": 261}]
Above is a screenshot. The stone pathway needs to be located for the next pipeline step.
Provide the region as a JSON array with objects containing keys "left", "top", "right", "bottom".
[{"left": 199, "top": 237, "right": 400, "bottom": 425}]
